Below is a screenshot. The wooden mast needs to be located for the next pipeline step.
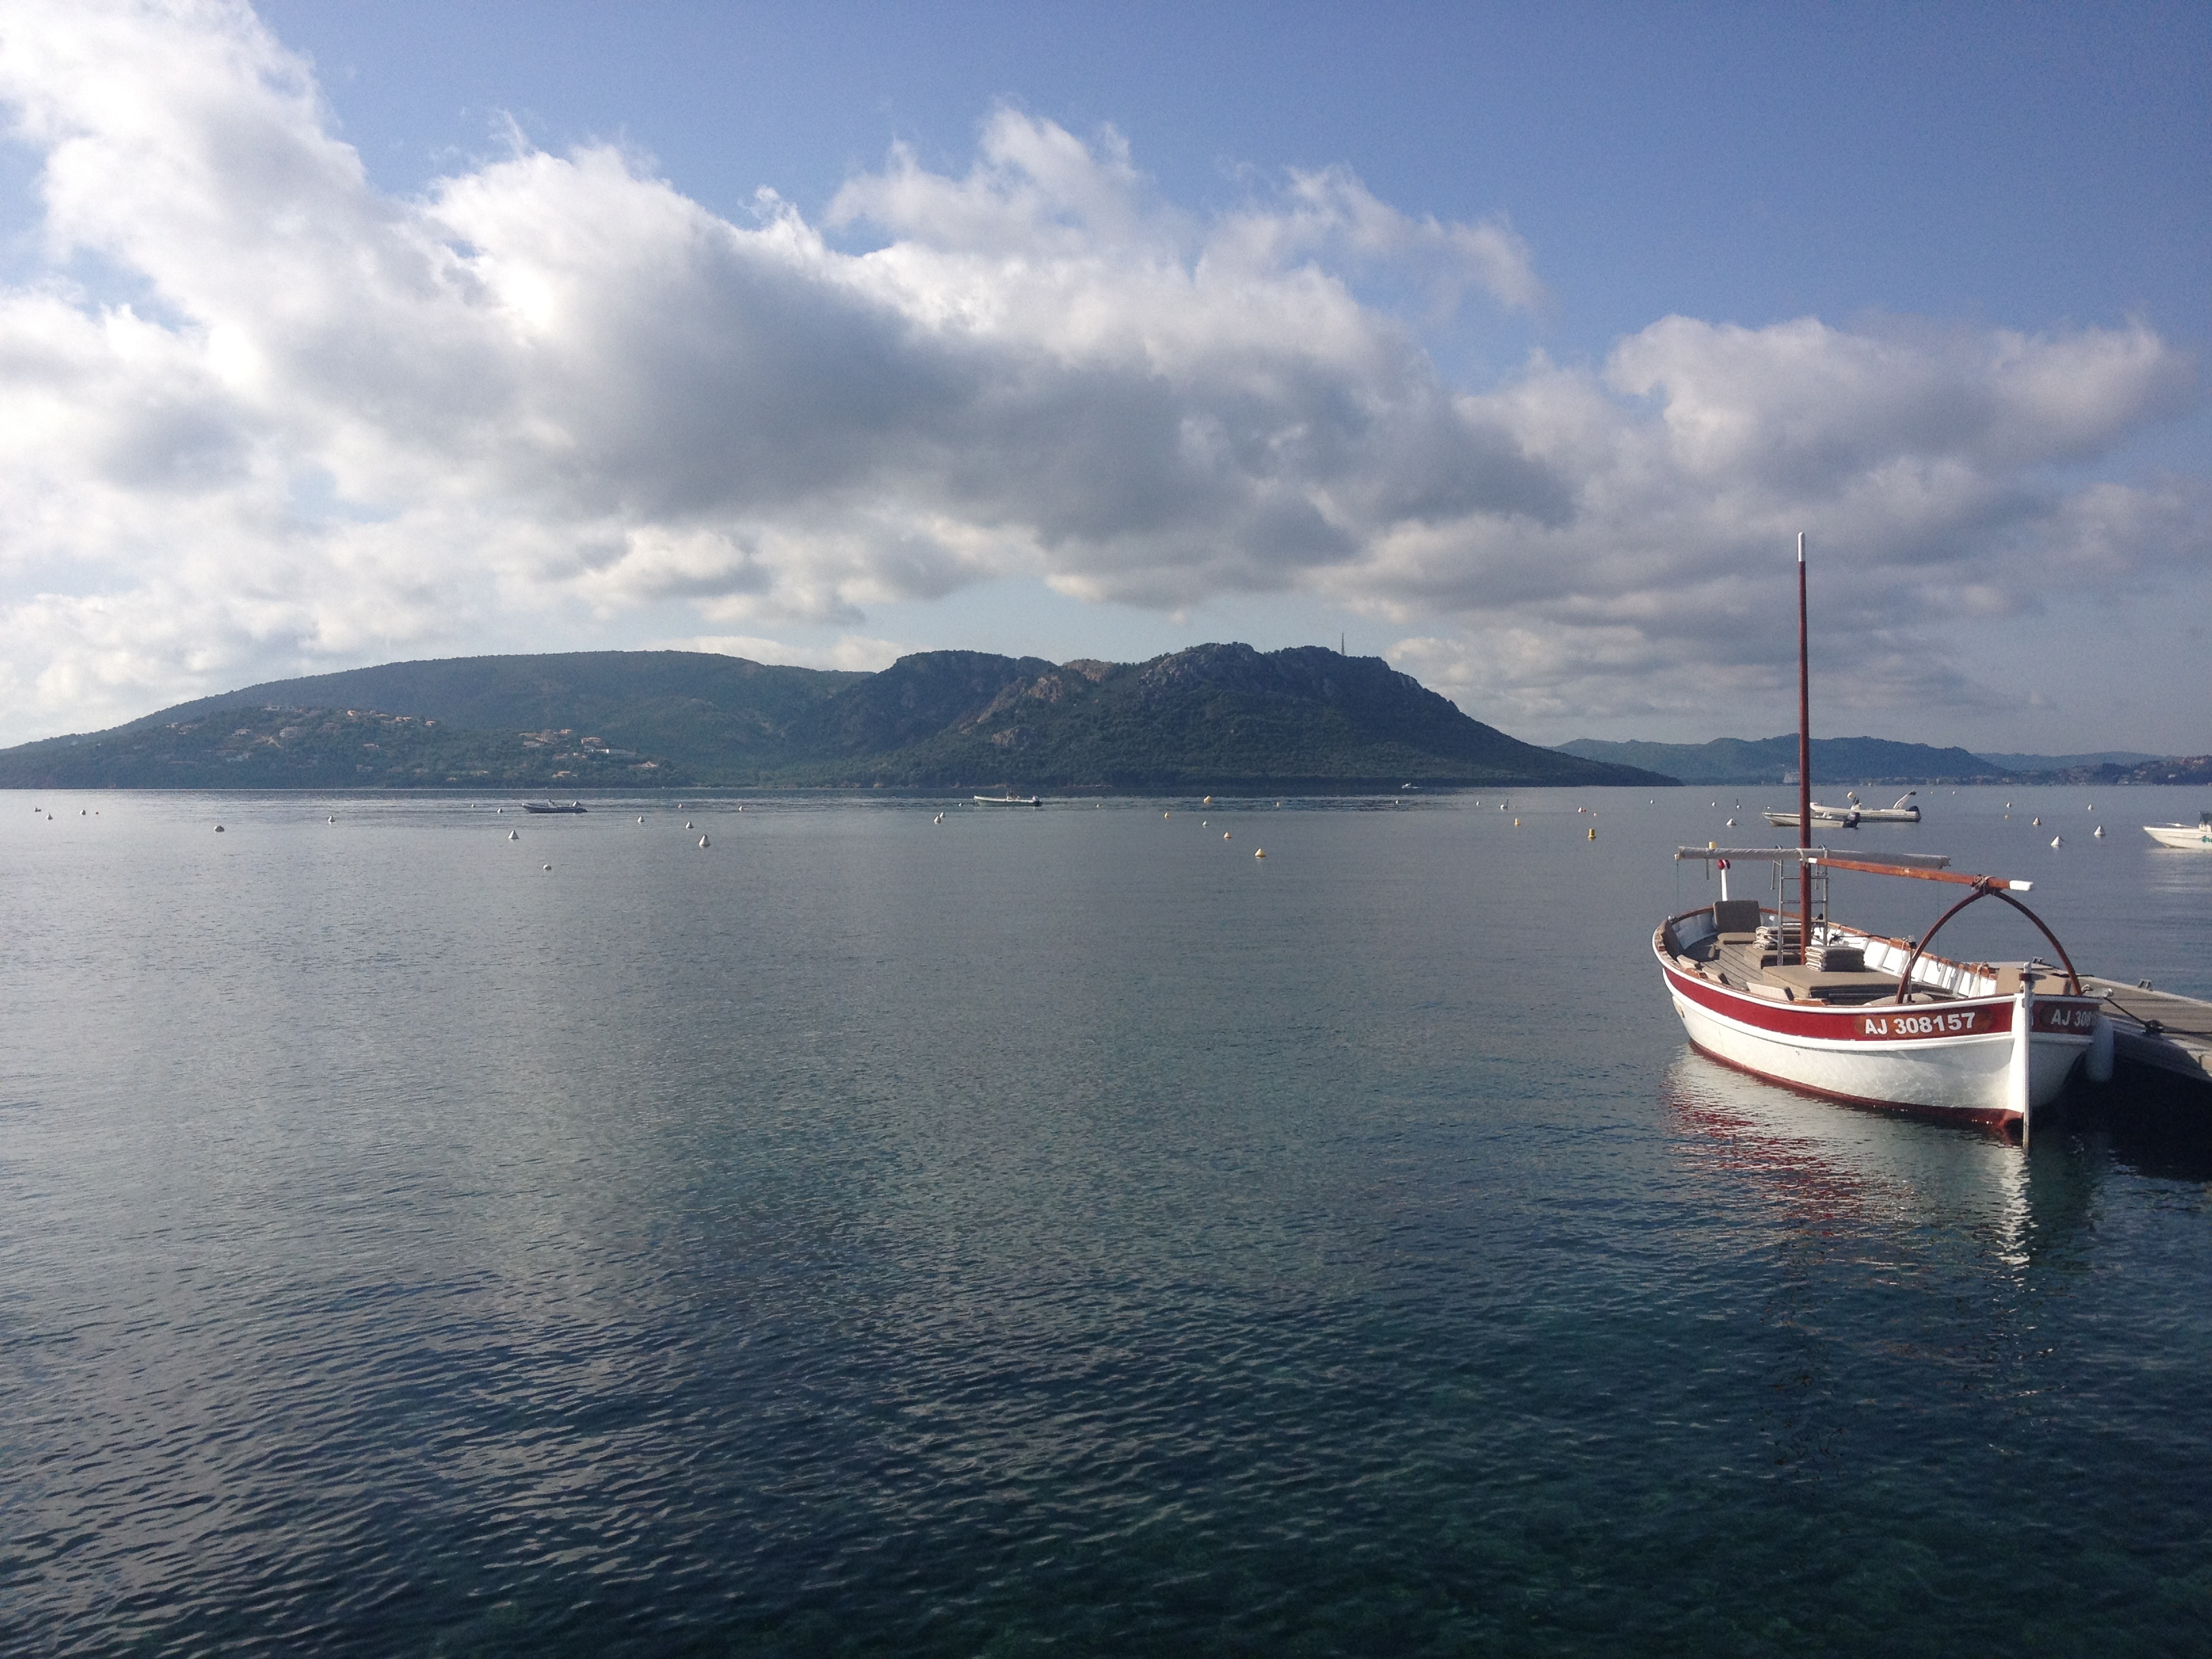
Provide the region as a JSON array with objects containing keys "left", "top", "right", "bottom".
[{"left": 1796, "top": 532, "right": 1811, "bottom": 964}]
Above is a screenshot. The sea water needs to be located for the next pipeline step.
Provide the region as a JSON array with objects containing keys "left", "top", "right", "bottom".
[{"left": 3, "top": 785, "right": 2210, "bottom": 1656}]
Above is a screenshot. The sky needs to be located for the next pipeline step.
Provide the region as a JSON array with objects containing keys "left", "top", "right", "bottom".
[{"left": 0, "top": 0, "right": 2206, "bottom": 753}]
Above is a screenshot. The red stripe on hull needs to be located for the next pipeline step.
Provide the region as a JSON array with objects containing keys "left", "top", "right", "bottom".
[{"left": 1657, "top": 952, "right": 2098, "bottom": 1040}]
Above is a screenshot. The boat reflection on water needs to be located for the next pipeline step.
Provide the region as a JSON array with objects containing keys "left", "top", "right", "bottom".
[
  {"left": 1657, "top": 1046, "right": 2117, "bottom": 1483},
  {"left": 1658, "top": 1047, "right": 2101, "bottom": 1274}
]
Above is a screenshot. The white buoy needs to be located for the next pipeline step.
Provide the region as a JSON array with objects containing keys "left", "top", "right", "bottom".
[
  {"left": 2032, "top": 817, "right": 2041, "bottom": 826},
  {"left": 214, "top": 824, "right": 224, "bottom": 833},
  {"left": 685, "top": 821, "right": 693, "bottom": 829},
  {"left": 542, "top": 863, "right": 552, "bottom": 871},
  {"left": 328, "top": 815, "right": 335, "bottom": 823},
  {"left": 638, "top": 815, "right": 644, "bottom": 822},
  {"left": 2051, "top": 836, "right": 2063, "bottom": 848},
  {"left": 2094, "top": 825, "right": 2105, "bottom": 838},
  {"left": 509, "top": 829, "right": 518, "bottom": 840},
  {"left": 1725, "top": 818, "right": 1736, "bottom": 827},
  {"left": 699, "top": 834, "right": 710, "bottom": 848}
]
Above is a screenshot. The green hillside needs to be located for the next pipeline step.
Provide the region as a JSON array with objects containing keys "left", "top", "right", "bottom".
[
  {"left": 785, "top": 644, "right": 1656, "bottom": 788},
  {"left": 1, "top": 644, "right": 1673, "bottom": 792},
  {"left": 1555, "top": 734, "right": 2001, "bottom": 785}
]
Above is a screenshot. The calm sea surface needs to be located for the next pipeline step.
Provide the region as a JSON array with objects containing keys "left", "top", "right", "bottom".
[{"left": 5, "top": 784, "right": 2211, "bottom": 1656}]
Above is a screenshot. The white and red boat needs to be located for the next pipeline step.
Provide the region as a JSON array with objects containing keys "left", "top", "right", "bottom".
[
  {"left": 1657, "top": 848, "right": 2107, "bottom": 1141},
  {"left": 1655, "top": 536, "right": 2108, "bottom": 1143}
]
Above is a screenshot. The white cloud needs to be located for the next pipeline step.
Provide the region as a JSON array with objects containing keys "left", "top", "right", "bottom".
[
  {"left": 664, "top": 634, "right": 910, "bottom": 674},
  {"left": 0, "top": 0, "right": 2201, "bottom": 744}
]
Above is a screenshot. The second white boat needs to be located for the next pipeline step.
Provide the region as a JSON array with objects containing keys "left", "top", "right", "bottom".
[{"left": 2144, "top": 811, "right": 2212, "bottom": 850}]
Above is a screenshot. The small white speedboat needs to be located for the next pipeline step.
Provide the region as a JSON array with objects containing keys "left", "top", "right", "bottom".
[
  {"left": 1844, "top": 790, "right": 1921, "bottom": 823},
  {"left": 1762, "top": 802, "right": 1859, "bottom": 829},
  {"left": 2144, "top": 812, "right": 2212, "bottom": 851},
  {"left": 973, "top": 794, "right": 1042, "bottom": 808}
]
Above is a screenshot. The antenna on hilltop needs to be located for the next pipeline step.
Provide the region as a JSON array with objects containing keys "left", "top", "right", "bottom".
[{"left": 1340, "top": 632, "right": 1346, "bottom": 657}]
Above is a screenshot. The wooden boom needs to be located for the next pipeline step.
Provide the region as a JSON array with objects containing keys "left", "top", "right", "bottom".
[{"left": 1810, "top": 855, "right": 2032, "bottom": 893}]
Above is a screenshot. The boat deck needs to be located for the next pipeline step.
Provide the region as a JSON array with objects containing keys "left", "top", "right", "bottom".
[
  {"left": 2083, "top": 977, "right": 2212, "bottom": 1090},
  {"left": 1689, "top": 931, "right": 1950, "bottom": 1007}
]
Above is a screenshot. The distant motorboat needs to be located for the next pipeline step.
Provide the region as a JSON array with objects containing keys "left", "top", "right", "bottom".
[
  {"left": 974, "top": 794, "right": 1042, "bottom": 808},
  {"left": 522, "top": 800, "right": 588, "bottom": 815},
  {"left": 1762, "top": 802, "right": 1859, "bottom": 829},
  {"left": 2144, "top": 811, "right": 2212, "bottom": 851},
  {"left": 1764, "top": 792, "right": 1919, "bottom": 829},
  {"left": 1844, "top": 790, "right": 1921, "bottom": 823}
]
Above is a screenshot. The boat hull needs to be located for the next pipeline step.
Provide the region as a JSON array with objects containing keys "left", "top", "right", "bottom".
[
  {"left": 1762, "top": 809, "right": 1857, "bottom": 828},
  {"left": 2144, "top": 825, "right": 2212, "bottom": 850},
  {"left": 1655, "top": 933, "right": 2095, "bottom": 1128}
]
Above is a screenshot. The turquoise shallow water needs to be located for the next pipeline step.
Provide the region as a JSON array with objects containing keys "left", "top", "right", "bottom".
[{"left": 3, "top": 785, "right": 2210, "bottom": 1656}]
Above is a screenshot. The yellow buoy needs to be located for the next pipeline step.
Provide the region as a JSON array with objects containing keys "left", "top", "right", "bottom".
[
  {"left": 1254, "top": 848, "right": 1265, "bottom": 859},
  {"left": 1513, "top": 818, "right": 1520, "bottom": 826},
  {"left": 1204, "top": 796, "right": 1212, "bottom": 805},
  {"left": 1588, "top": 827, "right": 1596, "bottom": 840},
  {"left": 1223, "top": 832, "right": 1231, "bottom": 840}
]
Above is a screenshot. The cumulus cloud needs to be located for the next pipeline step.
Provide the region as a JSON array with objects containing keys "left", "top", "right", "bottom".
[
  {"left": 663, "top": 634, "right": 910, "bottom": 674},
  {"left": 0, "top": 0, "right": 2201, "bottom": 742}
]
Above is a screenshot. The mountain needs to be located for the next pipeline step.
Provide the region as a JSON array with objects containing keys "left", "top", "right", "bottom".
[
  {"left": 1555, "top": 735, "right": 2209, "bottom": 787},
  {"left": 0, "top": 645, "right": 1674, "bottom": 792},
  {"left": 1554, "top": 735, "right": 1998, "bottom": 785},
  {"left": 1997, "top": 755, "right": 2212, "bottom": 787},
  {"left": 1969, "top": 750, "right": 2160, "bottom": 773}
]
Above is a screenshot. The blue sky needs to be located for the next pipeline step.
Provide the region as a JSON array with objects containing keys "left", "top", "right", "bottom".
[{"left": 1, "top": 1, "right": 2205, "bottom": 752}]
